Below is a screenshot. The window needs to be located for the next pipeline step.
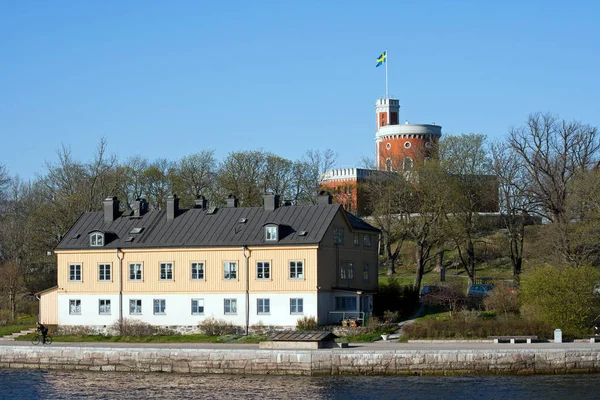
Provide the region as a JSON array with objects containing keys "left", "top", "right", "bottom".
[
  {"left": 386, "top": 142, "right": 391, "bottom": 150},
  {"left": 257, "top": 298, "right": 270, "bottom": 314},
  {"left": 191, "top": 299, "right": 204, "bottom": 314},
  {"left": 363, "top": 263, "right": 369, "bottom": 281},
  {"left": 363, "top": 234, "right": 372, "bottom": 248},
  {"left": 335, "top": 296, "right": 357, "bottom": 311},
  {"left": 334, "top": 227, "right": 344, "bottom": 245},
  {"left": 69, "top": 264, "right": 82, "bottom": 282},
  {"left": 257, "top": 261, "right": 271, "bottom": 279},
  {"left": 129, "top": 263, "right": 143, "bottom": 281},
  {"left": 290, "top": 298, "right": 303, "bottom": 314},
  {"left": 265, "top": 225, "right": 278, "bottom": 241},
  {"left": 224, "top": 262, "right": 237, "bottom": 280},
  {"left": 129, "top": 299, "right": 142, "bottom": 314},
  {"left": 69, "top": 299, "right": 81, "bottom": 315},
  {"left": 404, "top": 141, "right": 412, "bottom": 149},
  {"left": 341, "top": 262, "right": 354, "bottom": 280},
  {"left": 224, "top": 298, "right": 237, "bottom": 314},
  {"left": 99, "top": 299, "right": 111, "bottom": 315},
  {"left": 403, "top": 157, "right": 413, "bottom": 171},
  {"left": 386, "top": 158, "right": 392, "bottom": 171},
  {"left": 191, "top": 262, "right": 205, "bottom": 280},
  {"left": 160, "top": 262, "right": 173, "bottom": 280},
  {"left": 354, "top": 233, "right": 360, "bottom": 247},
  {"left": 153, "top": 299, "right": 166, "bottom": 314},
  {"left": 90, "top": 232, "right": 104, "bottom": 247},
  {"left": 98, "top": 263, "right": 111, "bottom": 281},
  {"left": 289, "top": 260, "right": 304, "bottom": 279}
]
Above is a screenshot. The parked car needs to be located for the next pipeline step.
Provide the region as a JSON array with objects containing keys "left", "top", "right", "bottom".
[
  {"left": 467, "top": 284, "right": 494, "bottom": 298},
  {"left": 421, "top": 285, "right": 439, "bottom": 298}
]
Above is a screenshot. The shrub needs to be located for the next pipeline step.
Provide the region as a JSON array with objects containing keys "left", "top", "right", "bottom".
[
  {"left": 383, "top": 310, "right": 400, "bottom": 323},
  {"left": 403, "top": 315, "right": 551, "bottom": 340},
  {"left": 424, "top": 282, "right": 467, "bottom": 315},
  {"left": 198, "top": 318, "right": 239, "bottom": 336},
  {"left": 295, "top": 316, "right": 318, "bottom": 331},
  {"left": 520, "top": 265, "right": 600, "bottom": 337},
  {"left": 0, "top": 310, "right": 11, "bottom": 326},
  {"left": 484, "top": 282, "right": 520, "bottom": 315},
  {"left": 109, "top": 318, "right": 174, "bottom": 337},
  {"left": 374, "top": 279, "right": 419, "bottom": 318}
]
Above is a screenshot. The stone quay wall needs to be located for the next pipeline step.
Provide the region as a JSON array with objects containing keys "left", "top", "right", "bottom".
[{"left": 1, "top": 346, "right": 600, "bottom": 375}]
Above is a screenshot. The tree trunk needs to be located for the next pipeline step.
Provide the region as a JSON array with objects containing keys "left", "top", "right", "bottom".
[{"left": 414, "top": 247, "right": 425, "bottom": 290}]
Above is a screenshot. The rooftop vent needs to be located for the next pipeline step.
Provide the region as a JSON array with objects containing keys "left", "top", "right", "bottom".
[
  {"left": 298, "top": 231, "right": 308, "bottom": 236},
  {"left": 130, "top": 227, "right": 144, "bottom": 234},
  {"left": 239, "top": 218, "right": 248, "bottom": 224},
  {"left": 125, "top": 236, "right": 134, "bottom": 242},
  {"left": 206, "top": 206, "right": 218, "bottom": 215},
  {"left": 72, "top": 233, "right": 81, "bottom": 239}
]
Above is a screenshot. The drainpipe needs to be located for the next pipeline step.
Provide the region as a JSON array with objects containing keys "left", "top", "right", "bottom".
[
  {"left": 116, "top": 248, "right": 124, "bottom": 326},
  {"left": 243, "top": 245, "right": 250, "bottom": 336}
]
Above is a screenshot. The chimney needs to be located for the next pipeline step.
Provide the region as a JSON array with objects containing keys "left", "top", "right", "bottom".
[
  {"left": 103, "top": 196, "right": 120, "bottom": 223},
  {"left": 318, "top": 191, "right": 332, "bottom": 205},
  {"left": 226, "top": 195, "right": 238, "bottom": 208},
  {"left": 166, "top": 194, "right": 179, "bottom": 220},
  {"left": 133, "top": 198, "right": 148, "bottom": 217},
  {"left": 194, "top": 195, "right": 208, "bottom": 210},
  {"left": 263, "top": 194, "right": 280, "bottom": 211}
]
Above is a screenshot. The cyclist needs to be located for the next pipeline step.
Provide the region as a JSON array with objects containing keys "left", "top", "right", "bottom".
[{"left": 37, "top": 322, "right": 49, "bottom": 344}]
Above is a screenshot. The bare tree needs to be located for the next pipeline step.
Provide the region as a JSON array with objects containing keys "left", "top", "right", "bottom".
[
  {"left": 143, "top": 158, "right": 175, "bottom": 210},
  {"left": 174, "top": 150, "right": 216, "bottom": 207},
  {"left": 301, "top": 149, "right": 337, "bottom": 204},
  {"left": 508, "top": 113, "right": 600, "bottom": 222}
]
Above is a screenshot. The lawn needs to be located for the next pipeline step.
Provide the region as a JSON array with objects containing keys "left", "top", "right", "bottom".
[{"left": 0, "top": 316, "right": 37, "bottom": 337}]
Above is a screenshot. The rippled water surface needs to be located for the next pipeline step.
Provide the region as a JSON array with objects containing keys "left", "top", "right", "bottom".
[{"left": 2, "top": 369, "right": 600, "bottom": 399}]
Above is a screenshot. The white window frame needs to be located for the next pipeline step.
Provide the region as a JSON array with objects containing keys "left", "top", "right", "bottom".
[
  {"left": 257, "top": 298, "right": 270, "bottom": 314},
  {"left": 191, "top": 298, "right": 204, "bottom": 315},
  {"left": 69, "top": 264, "right": 82, "bottom": 282},
  {"left": 363, "top": 234, "right": 372, "bottom": 248},
  {"left": 191, "top": 262, "right": 205, "bottom": 280},
  {"left": 69, "top": 299, "right": 81, "bottom": 315},
  {"left": 224, "top": 261, "right": 237, "bottom": 280},
  {"left": 224, "top": 298, "right": 237, "bottom": 314},
  {"left": 256, "top": 261, "right": 271, "bottom": 280},
  {"left": 160, "top": 262, "right": 173, "bottom": 281},
  {"left": 129, "top": 263, "right": 143, "bottom": 281},
  {"left": 290, "top": 298, "right": 303, "bottom": 314},
  {"left": 129, "top": 299, "right": 142, "bottom": 315},
  {"left": 334, "top": 227, "right": 344, "bottom": 245},
  {"left": 153, "top": 299, "right": 166, "bottom": 315},
  {"left": 265, "top": 225, "right": 278, "bottom": 241},
  {"left": 341, "top": 261, "right": 354, "bottom": 280},
  {"left": 289, "top": 260, "right": 304, "bottom": 280},
  {"left": 90, "top": 232, "right": 104, "bottom": 247},
  {"left": 98, "top": 263, "right": 111, "bottom": 281},
  {"left": 99, "top": 299, "right": 111, "bottom": 315}
]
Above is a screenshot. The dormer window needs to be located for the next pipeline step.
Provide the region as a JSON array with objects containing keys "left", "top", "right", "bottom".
[
  {"left": 265, "top": 225, "right": 278, "bottom": 241},
  {"left": 90, "top": 232, "right": 104, "bottom": 247}
]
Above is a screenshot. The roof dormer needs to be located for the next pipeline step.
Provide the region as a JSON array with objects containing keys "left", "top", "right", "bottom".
[
  {"left": 89, "top": 231, "right": 105, "bottom": 247},
  {"left": 264, "top": 223, "right": 279, "bottom": 242}
]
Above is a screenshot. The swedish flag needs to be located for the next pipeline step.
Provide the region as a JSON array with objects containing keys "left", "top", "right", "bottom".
[{"left": 376, "top": 51, "right": 387, "bottom": 67}]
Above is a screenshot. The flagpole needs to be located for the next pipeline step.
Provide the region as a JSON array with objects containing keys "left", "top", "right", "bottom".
[{"left": 385, "top": 48, "right": 388, "bottom": 99}]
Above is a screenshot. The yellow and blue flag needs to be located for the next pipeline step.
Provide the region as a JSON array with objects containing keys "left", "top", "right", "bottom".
[{"left": 376, "top": 51, "right": 386, "bottom": 67}]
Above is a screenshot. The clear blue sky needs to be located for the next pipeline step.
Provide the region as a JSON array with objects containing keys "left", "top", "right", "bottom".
[{"left": 1, "top": 1, "right": 599, "bottom": 179}]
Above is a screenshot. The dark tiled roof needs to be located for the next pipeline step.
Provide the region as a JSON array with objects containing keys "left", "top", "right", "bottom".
[
  {"left": 268, "top": 331, "right": 337, "bottom": 342},
  {"left": 56, "top": 204, "right": 379, "bottom": 250}
]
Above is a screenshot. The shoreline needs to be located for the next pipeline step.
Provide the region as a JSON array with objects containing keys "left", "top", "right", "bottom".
[{"left": 2, "top": 342, "right": 600, "bottom": 375}]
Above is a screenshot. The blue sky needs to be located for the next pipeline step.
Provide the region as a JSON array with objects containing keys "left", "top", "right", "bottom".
[{"left": 1, "top": 1, "right": 599, "bottom": 179}]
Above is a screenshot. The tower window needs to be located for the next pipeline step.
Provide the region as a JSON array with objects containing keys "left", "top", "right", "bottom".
[
  {"left": 404, "top": 142, "right": 411, "bottom": 149},
  {"left": 386, "top": 143, "right": 391, "bottom": 150},
  {"left": 404, "top": 158, "right": 414, "bottom": 171},
  {"left": 386, "top": 158, "right": 392, "bottom": 171}
]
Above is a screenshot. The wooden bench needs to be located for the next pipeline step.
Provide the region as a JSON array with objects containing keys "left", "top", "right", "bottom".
[
  {"left": 584, "top": 336, "right": 600, "bottom": 343},
  {"left": 488, "top": 335, "right": 538, "bottom": 344}
]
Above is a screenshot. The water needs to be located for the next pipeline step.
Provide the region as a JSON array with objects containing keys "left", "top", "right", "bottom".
[{"left": 2, "top": 369, "right": 600, "bottom": 399}]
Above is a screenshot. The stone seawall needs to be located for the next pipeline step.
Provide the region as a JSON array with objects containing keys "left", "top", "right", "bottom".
[{"left": 1, "top": 345, "right": 600, "bottom": 375}]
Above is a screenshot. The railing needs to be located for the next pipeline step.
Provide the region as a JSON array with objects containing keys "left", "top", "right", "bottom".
[{"left": 328, "top": 311, "right": 367, "bottom": 326}]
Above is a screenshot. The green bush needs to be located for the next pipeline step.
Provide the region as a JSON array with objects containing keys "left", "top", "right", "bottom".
[
  {"left": 374, "top": 278, "right": 419, "bottom": 318},
  {"left": 109, "top": 318, "right": 175, "bottom": 337},
  {"left": 295, "top": 316, "right": 318, "bottom": 330},
  {"left": 520, "top": 265, "right": 600, "bottom": 337}
]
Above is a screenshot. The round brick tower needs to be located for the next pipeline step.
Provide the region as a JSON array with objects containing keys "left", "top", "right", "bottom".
[{"left": 375, "top": 98, "right": 442, "bottom": 172}]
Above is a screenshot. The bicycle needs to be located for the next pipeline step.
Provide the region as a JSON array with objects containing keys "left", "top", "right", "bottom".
[{"left": 31, "top": 333, "right": 53, "bottom": 345}]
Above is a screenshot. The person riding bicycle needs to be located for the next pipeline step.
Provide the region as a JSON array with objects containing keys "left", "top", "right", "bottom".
[{"left": 37, "top": 322, "right": 49, "bottom": 344}]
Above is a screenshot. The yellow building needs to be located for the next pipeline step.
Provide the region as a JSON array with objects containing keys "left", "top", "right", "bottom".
[{"left": 40, "top": 192, "right": 379, "bottom": 332}]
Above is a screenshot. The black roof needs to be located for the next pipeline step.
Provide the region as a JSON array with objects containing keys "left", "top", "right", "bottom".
[{"left": 56, "top": 204, "right": 379, "bottom": 250}]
